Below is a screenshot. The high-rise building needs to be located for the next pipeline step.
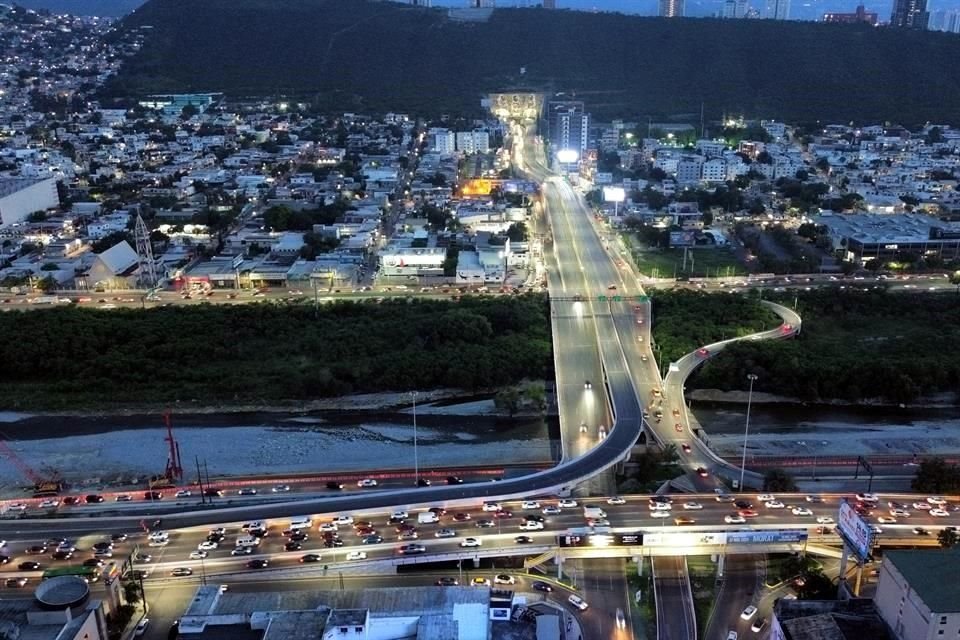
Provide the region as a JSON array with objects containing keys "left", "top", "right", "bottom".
[
  {"left": 890, "top": 0, "right": 927, "bottom": 28},
  {"left": 823, "top": 4, "right": 878, "bottom": 24},
  {"left": 766, "top": 0, "right": 789, "bottom": 19},
  {"left": 928, "top": 8, "right": 960, "bottom": 31},
  {"left": 722, "top": 0, "right": 749, "bottom": 18},
  {"left": 547, "top": 101, "right": 590, "bottom": 155},
  {"left": 542, "top": 0, "right": 556, "bottom": 7},
  {"left": 659, "top": 0, "right": 684, "bottom": 17}
]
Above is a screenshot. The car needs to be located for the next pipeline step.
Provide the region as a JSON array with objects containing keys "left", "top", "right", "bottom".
[
  {"left": 751, "top": 618, "right": 767, "bottom": 633},
  {"left": 696, "top": 467, "right": 709, "bottom": 477},
  {"left": 727, "top": 632, "right": 739, "bottom": 640},
  {"left": 734, "top": 500, "right": 753, "bottom": 510},
  {"left": 791, "top": 507, "right": 813, "bottom": 516},
  {"left": 927, "top": 496, "right": 948, "bottom": 505},
  {"left": 189, "top": 550, "right": 208, "bottom": 559},
  {"left": 134, "top": 618, "right": 150, "bottom": 637},
  {"left": 482, "top": 502, "right": 502, "bottom": 512},
  {"left": 435, "top": 529, "right": 457, "bottom": 538},
  {"left": 757, "top": 494, "right": 776, "bottom": 502},
  {"left": 681, "top": 443, "right": 691, "bottom": 453},
  {"left": 931, "top": 508, "right": 950, "bottom": 517},
  {"left": 198, "top": 541, "right": 219, "bottom": 550},
  {"left": 471, "top": 577, "right": 491, "bottom": 587},
  {"left": 325, "top": 482, "right": 343, "bottom": 491},
  {"left": 725, "top": 515, "right": 746, "bottom": 524},
  {"left": 357, "top": 479, "right": 378, "bottom": 488},
  {"left": 890, "top": 508, "right": 910, "bottom": 518},
  {"left": 739, "top": 509, "right": 758, "bottom": 518},
  {"left": 806, "top": 495, "right": 824, "bottom": 503},
  {"left": 584, "top": 380, "right": 592, "bottom": 390},
  {"left": 175, "top": 490, "right": 192, "bottom": 498},
  {"left": 399, "top": 544, "right": 425, "bottom": 555},
  {"left": 856, "top": 493, "right": 879, "bottom": 503},
  {"left": 558, "top": 498, "right": 578, "bottom": 508},
  {"left": 85, "top": 494, "right": 105, "bottom": 504},
  {"left": 716, "top": 494, "right": 735, "bottom": 503},
  {"left": 452, "top": 513, "right": 472, "bottom": 522},
  {"left": 675, "top": 517, "right": 697, "bottom": 525},
  {"left": 319, "top": 523, "right": 339, "bottom": 532},
  {"left": 607, "top": 497, "right": 626, "bottom": 505},
  {"left": 579, "top": 421, "right": 588, "bottom": 433},
  {"left": 391, "top": 510, "right": 409, "bottom": 520},
  {"left": 171, "top": 568, "right": 193, "bottom": 577},
  {"left": 134, "top": 554, "right": 152, "bottom": 563},
  {"left": 696, "top": 348, "right": 710, "bottom": 358},
  {"left": 111, "top": 533, "right": 128, "bottom": 542},
  {"left": 446, "top": 475, "right": 464, "bottom": 484},
  {"left": 912, "top": 527, "right": 929, "bottom": 536},
  {"left": 436, "top": 577, "right": 459, "bottom": 586},
  {"left": 83, "top": 558, "right": 105, "bottom": 567},
  {"left": 345, "top": 551, "right": 367, "bottom": 561},
  {"left": 683, "top": 502, "right": 703, "bottom": 510},
  {"left": 674, "top": 422, "right": 683, "bottom": 433},
  {"left": 532, "top": 581, "right": 553, "bottom": 592},
  {"left": 19, "top": 561, "right": 41, "bottom": 570},
  {"left": 494, "top": 574, "right": 515, "bottom": 585},
  {"left": 543, "top": 506, "right": 563, "bottom": 516},
  {"left": 815, "top": 526, "right": 833, "bottom": 535},
  {"left": 361, "top": 534, "right": 383, "bottom": 544},
  {"left": 246, "top": 559, "right": 269, "bottom": 569},
  {"left": 26, "top": 545, "right": 47, "bottom": 555},
  {"left": 62, "top": 496, "right": 80, "bottom": 505},
  {"left": 398, "top": 531, "right": 419, "bottom": 541},
  {"left": 515, "top": 536, "right": 534, "bottom": 544},
  {"left": 616, "top": 607, "right": 627, "bottom": 629},
  {"left": 93, "top": 541, "right": 113, "bottom": 552},
  {"left": 324, "top": 538, "right": 345, "bottom": 548},
  {"left": 5, "top": 577, "right": 28, "bottom": 588},
  {"left": 877, "top": 516, "right": 897, "bottom": 524},
  {"left": 301, "top": 554, "right": 322, "bottom": 563},
  {"left": 649, "top": 502, "right": 672, "bottom": 511},
  {"left": 241, "top": 521, "right": 264, "bottom": 531},
  {"left": 460, "top": 537, "right": 482, "bottom": 548},
  {"left": 38, "top": 498, "right": 59, "bottom": 508},
  {"left": 912, "top": 501, "right": 933, "bottom": 510},
  {"left": 741, "top": 605, "right": 758, "bottom": 621},
  {"left": 231, "top": 547, "right": 254, "bottom": 556},
  {"left": 765, "top": 501, "right": 785, "bottom": 509},
  {"left": 395, "top": 523, "right": 416, "bottom": 534},
  {"left": 144, "top": 491, "right": 163, "bottom": 501},
  {"left": 51, "top": 551, "right": 73, "bottom": 560},
  {"left": 568, "top": 594, "right": 589, "bottom": 610},
  {"left": 816, "top": 517, "right": 835, "bottom": 525},
  {"left": 284, "top": 541, "right": 302, "bottom": 551},
  {"left": 272, "top": 484, "right": 291, "bottom": 493},
  {"left": 6, "top": 503, "right": 27, "bottom": 512},
  {"left": 519, "top": 520, "right": 544, "bottom": 530},
  {"left": 476, "top": 519, "right": 495, "bottom": 528}
]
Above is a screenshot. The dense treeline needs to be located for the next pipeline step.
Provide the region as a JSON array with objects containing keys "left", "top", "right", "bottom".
[
  {"left": 650, "top": 290, "right": 780, "bottom": 367},
  {"left": 689, "top": 288, "right": 960, "bottom": 404},
  {"left": 103, "top": 0, "right": 960, "bottom": 124},
  {"left": 0, "top": 295, "right": 553, "bottom": 409}
]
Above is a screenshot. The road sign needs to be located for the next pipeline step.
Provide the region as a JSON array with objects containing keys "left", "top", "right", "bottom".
[{"left": 837, "top": 499, "right": 874, "bottom": 561}]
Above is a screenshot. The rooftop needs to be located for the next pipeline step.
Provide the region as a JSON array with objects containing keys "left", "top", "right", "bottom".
[
  {"left": 0, "top": 177, "right": 52, "bottom": 199},
  {"left": 885, "top": 549, "right": 960, "bottom": 613},
  {"left": 774, "top": 598, "right": 892, "bottom": 640}
]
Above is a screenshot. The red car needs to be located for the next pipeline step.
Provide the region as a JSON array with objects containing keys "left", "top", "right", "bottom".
[
  {"left": 739, "top": 509, "right": 759, "bottom": 517},
  {"left": 781, "top": 324, "right": 793, "bottom": 333},
  {"left": 696, "top": 348, "right": 710, "bottom": 358},
  {"left": 696, "top": 467, "right": 708, "bottom": 477}
]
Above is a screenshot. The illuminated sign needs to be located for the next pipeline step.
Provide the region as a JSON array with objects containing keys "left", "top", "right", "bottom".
[
  {"left": 603, "top": 187, "right": 626, "bottom": 203},
  {"left": 556, "top": 149, "right": 579, "bottom": 164},
  {"left": 726, "top": 529, "right": 808, "bottom": 544},
  {"left": 837, "top": 499, "right": 874, "bottom": 561},
  {"left": 643, "top": 532, "right": 727, "bottom": 547},
  {"left": 461, "top": 179, "right": 496, "bottom": 196}
]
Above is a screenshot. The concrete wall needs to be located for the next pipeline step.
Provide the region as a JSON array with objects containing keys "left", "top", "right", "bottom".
[
  {"left": 365, "top": 615, "right": 418, "bottom": 640},
  {"left": 0, "top": 178, "right": 59, "bottom": 226},
  {"left": 876, "top": 560, "right": 933, "bottom": 640}
]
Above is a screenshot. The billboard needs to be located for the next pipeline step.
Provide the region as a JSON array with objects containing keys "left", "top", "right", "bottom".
[
  {"left": 837, "top": 499, "right": 874, "bottom": 561},
  {"left": 642, "top": 532, "right": 727, "bottom": 547},
  {"left": 669, "top": 231, "right": 696, "bottom": 247},
  {"left": 726, "top": 529, "right": 808, "bottom": 545},
  {"left": 556, "top": 149, "right": 579, "bottom": 164},
  {"left": 603, "top": 186, "right": 626, "bottom": 203}
]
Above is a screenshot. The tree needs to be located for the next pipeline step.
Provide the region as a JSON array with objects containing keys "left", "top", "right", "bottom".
[
  {"left": 123, "top": 580, "right": 142, "bottom": 604},
  {"left": 939, "top": 528, "right": 959, "bottom": 548},
  {"left": 912, "top": 457, "right": 960, "bottom": 494},
  {"left": 494, "top": 387, "right": 522, "bottom": 417},
  {"left": 797, "top": 571, "right": 836, "bottom": 600},
  {"left": 521, "top": 380, "right": 546, "bottom": 412},
  {"left": 763, "top": 468, "right": 797, "bottom": 492},
  {"left": 38, "top": 275, "right": 57, "bottom": 293},
  {"left": 181, "top": 104, "right": 199, "bottom": 120},
  {"left": 506, "top": 222, "right": 528, "bottom": 243}
]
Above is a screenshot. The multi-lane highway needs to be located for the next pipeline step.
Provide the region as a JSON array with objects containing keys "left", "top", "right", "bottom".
[{"left": 653, "top": 556, "right": 697, "bottom": 640}]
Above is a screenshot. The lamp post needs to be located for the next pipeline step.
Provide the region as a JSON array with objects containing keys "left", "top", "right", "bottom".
[
  {"left": 739, "top": 373, "right": 758, "bottom": 492},
  {"left": 411, "top": 391, "right": 419, "bottom": 486}
]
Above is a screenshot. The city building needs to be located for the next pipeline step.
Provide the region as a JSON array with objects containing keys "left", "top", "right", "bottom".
[
  {"left": 546, "top": 101, "right": 590, "bottom": 156},
  {"left": 379, "top": 246, "right": 447, "bottom": 278},
  {"left": 927, "top": 9, "right": 960, "bottom": 32},
  {"left": 542, "top": 0, "right": 557, "bottom": 7},
  {"left": 767, "top": 0, "right": 790, "bottom": 19},
  {"left": 813, "top": 212, "right": 960, "bottom": 265},
  {"left": 659, "top": 0, "right": 684, "bottom": 16},
  {"left": 890, "top": 0, "right": 927, "bottom": 28},
  {"left": 0, "top": 577, "right": 109, "bottom": 640},
  {"left": 429, "top": 129, "right": 456, "bottom": 154},
  {"left": 456, "top": 131, "right": 490, "bottom": 154},
  {"left": 875, "top": 549, "right": 960, "bottom": 640},
  {"left": 0, "top": 177, "right": 60, "bottom": 227},
  {"left": 772, "top": 598, "right": 894, "bottom": 640},
  {"left": 723, "top": 0, "right": 749, "bottom": 18},
  {"left": 823, "top": 4, "right": 879, "bottom": 23},
  {"left": 85, "top": 240, "right": 140, "bottom": 290},
  {"left": 176, "top": 583, "right": 494, "bottom": 640}
]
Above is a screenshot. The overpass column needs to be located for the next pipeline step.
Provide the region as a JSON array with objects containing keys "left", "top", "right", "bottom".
[
  {"left": 472, "top": 556, "right": 479, "bottom": 569},
  {"left": 556, "top": 555, "right": 563, "bottom": 581},
  {"left": 634, "top": 556, "right": 643, "bottom": 576},
  {"left": 717, "top": 553, "right": 725, "bottom": 580}
]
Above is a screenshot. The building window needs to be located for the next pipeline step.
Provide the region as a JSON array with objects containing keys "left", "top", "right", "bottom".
[
  {"left": 938, "top": 631, "right": 944, "bottom": 636},
  {"left": 355, "top": 627, "right": 363, "bottom": 632},
  {"left": 943, "top": 617, "right": 949, "bottom": 624}
]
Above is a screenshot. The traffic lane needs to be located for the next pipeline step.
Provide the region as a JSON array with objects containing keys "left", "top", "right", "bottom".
[
  {"left": 577, "top": 557, "right": 633, "bottom": 640},
  {"left": 705, "top": 554, "right": 763, "bottom": 640},
  {"left": 653, "top": 556, "right": 695, "bottom": 640}
]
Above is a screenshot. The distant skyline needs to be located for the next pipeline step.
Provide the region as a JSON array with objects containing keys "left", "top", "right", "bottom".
[{"left": 9, "top": 0, "right": 960, "bottom": 21}]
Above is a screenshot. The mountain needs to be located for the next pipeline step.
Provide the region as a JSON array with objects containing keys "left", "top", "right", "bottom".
[
  {"left": 13, "top": 0, "right": 146, "bottom": 16},
  {"left": 103, "top": 0, "right": 960, "bottom": 124}
]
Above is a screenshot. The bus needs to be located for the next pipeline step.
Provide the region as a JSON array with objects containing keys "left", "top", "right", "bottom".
[{"left": 42, "top": 566, "right": 100, "bottom": 583}]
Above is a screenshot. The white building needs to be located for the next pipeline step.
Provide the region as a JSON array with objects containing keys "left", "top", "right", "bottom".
[
  {"left": 0, "top": 177, "right": 60, "bottom": 227},
  {"left": 702, "top": 158, "right": 727, "bottom": 183},
  {"left": 379, "top": 246, "right": 446, "bottom": 277},
  {"left": 766, "top": 0, "right": 790, "bottom": 19},
  {"left": 456, "top": 131, "right": 490, "bottom": 154},
  {"left": 429, "top": 129, "right": 456, "bottom": 154},
  {"left": 723, "top": 0, "right": 749, "bottom": 18},
  {"left": 676, "top": 157, "right": 704, "bottom": 184},
  {"left": 875, "top": 550, "right": 960, "bottom": 640}
]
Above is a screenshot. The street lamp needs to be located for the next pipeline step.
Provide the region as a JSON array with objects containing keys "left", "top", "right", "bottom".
[
  {"left": 739, "top": 374, "right": 758, "bottom": 492},
  {"left": 411, "top": 391, "right": 419, "bottom": 486}
]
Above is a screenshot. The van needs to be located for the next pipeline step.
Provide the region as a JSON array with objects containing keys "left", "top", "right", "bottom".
[
  {"left": 289, "top": 517, "right": 312, "bottom": 531},
  {"left": 235, "top": 535, "right": 260, "bottom": 548},
  {"left": 417, "top": 512, "right": 439, "bottom": 524},
  {"left": 568, "top": 594, "right": 589, "bottom": 611}
]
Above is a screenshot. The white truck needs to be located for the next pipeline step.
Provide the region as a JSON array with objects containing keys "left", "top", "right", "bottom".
[
  {"left": 583, "top": 506, "right": 607, "bottom": 520},
  {"left": 417, "top": 512, "right": 439, "bottom": 524}
]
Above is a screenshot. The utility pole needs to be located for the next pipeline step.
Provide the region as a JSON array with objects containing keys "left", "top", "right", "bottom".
[
  {"left": 412, "top": 391, "right": 419, "bottom": 486},
  {"left": 739, "top": 373, "right": 758, "bottom": 492}
]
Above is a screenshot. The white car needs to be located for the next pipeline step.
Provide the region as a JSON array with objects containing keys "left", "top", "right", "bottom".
[
  {"left": 482, "top": 502, "right": 502, "bottom": 512},
  {"left": 148, "top": 531, "right": 169, "bottom": 542},
  {"left": 134, "top": 618, "right": 150, "bottom": 636},
  {"left": 345, "top": 551, "right": 367, "bottom": 561},
  {"left": 332, "top": 515, "right": 354, "bottom": 525},
  {"left": 494, "top": 574, "right": 516, "bottom": 585},
  {"left": 460, "top": 537, "right": 482, "bottom": 548},
  {"left": 816, "top": 517, "right": 835, "bottom": 524},
  {"left": 558, "top": 499, "right": 578, "bottom": 508},
  {"left": 189, "top": 550, "right": 208, "bottom": 559},
  {"left": 765, "top": 501, "right": 785, "bottom": 509},
  {"left": 6, "top": 503, "right": 27, "bottom": 512},
  {"left": 241, "top": 521, "right": 264, "bottom": 531},
  {"left": 39, "top": 499, "right": 59, "bottom": 508},
  {"left": 520, "top": 521, "right": 545, "bottom": 530},
  {"left": 931, "top": 508, "right": 950, "bottom": 517},
  {"left": 912, "top": 502, "right": 932, "bottom": 511},
  {"left": 877, "top": 516, "right": 897, "bottom": 524},
  {"left": 198, "top": 541, "right": 219, "bottom": 550},
  {"left": 927, "top": 496, "right": 948, "bottom": 505},
  {"left": 741, "top": 605, "right": 758, "bottom": 621},
  {"left": 391, "top": 510, "right": 409, "bottom": 520},
  {"left": 542, "top": 506, "right": 562, "bottom": 515},
  {"left": 589, "top": 518, "right": 611, "bottom": 526},
  {"left": 568, "top": 594, "right": 589, "bottom": 611},
  {"left": 757, "top": 494, "right": 776, "bottom": 502},
  {"left": 856, "top": 493, "right": 879, "bottom": 503},
  {"left": 607, "top": 497, "right": 626, "bottom": 505},
  {"left": 521, "top": 501, "right": 540, "bottom": 510},
  {"left": 357, "top": 479, "right": 378, "bottom": 488},
  {"left": 175, "top": 490, "right": 192, "bottom": 498},
  {"left": 650, "top": 511, "right": 670, "bottom": 518},
  {"left": 649, "top": 502, "right": 672, "bottom": 511},
  {"left": 725, "top": 515, "right": 746, "bottom": 524},
  {"left": 271, "top": 485, "right": 291, "bottom": 493},
  {"left": 319, "top": 523, "right": 339, "bottom": 532},
  {"left": 890, "top": 509, "right": 910, "bottom": 518},
  {"left": 682, "top": 502, "right": 703, "bottom": 510},
  {"left": 791, "top": 507, "right": 813, "bottom": 516}
]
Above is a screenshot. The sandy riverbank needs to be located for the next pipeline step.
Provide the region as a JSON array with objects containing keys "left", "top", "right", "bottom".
[{"left": 688, "top": 388, "right": 959, "bottom": 408}]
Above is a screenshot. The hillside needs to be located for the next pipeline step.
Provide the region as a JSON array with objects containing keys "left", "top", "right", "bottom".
[{"left": 104, "top": 0, "right": 960, "bottom": 124}]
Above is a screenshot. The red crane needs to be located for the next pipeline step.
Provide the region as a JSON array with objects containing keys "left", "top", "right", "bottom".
[
  {"left": 148, "top": 411, "right": 183, "bottom": 489},
  {"left": 0, "top": 439, "right": 63, "bottom": 496}
]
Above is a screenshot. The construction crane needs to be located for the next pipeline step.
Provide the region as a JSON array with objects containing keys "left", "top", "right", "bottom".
[
  {"left": 0, "top": 438, "right": 64, "bottom": 497},
  {"left": 148, "top": 411, "right": 184, "bottom": 489}
]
